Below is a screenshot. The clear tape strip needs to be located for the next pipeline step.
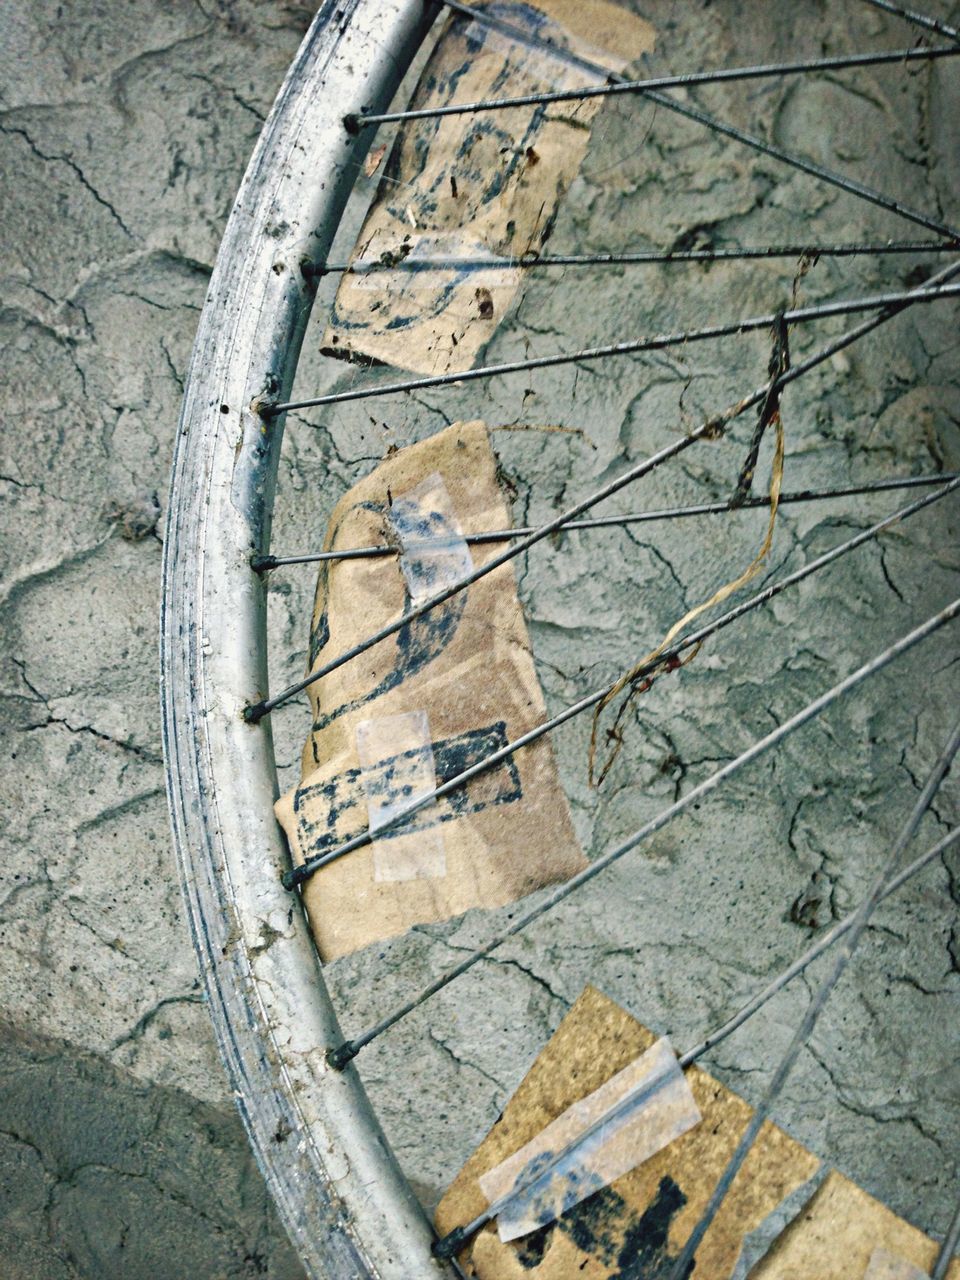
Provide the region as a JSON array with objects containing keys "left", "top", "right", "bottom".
[
  {"left": 729, "top": 1166, "right": 827, "bottom": 1280},
  {"left": 463, "top": 15, "right": 620, "bottom": 90},
  {"left": 388, "top": 472, "right": 474, "bottom": 606},
  {"left": 478, "top": 1036, "right": 701, "bottom": 1242},
  {"left": 356, "top": 711, "right": 445, "bottom": 883},
  {"left": 349, "top": 233, "right": 518, "bottom": 291},
  {"left": 865, "top": 1249, "right": 930, "bottom": 1280}
]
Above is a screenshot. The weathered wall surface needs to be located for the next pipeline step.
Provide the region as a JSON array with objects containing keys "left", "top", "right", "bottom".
[{"left": 1, "top": 0, "right": 959, "bottom": 1276}]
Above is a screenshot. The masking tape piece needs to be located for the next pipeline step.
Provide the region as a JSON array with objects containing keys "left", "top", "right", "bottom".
[
  {"left": 320, "top": 4, "right": 656, "bottom": 378},
  {"left": 479, "top": 1036, "right": 701, "bottom": 1242},
  {"left": 388, "top": 473, "right": 474, "bottom": 606},
  {"left": 864, "top": 1250, "right": 930, "bottom": 1280},
  {"left": 356, "top": 711, "right": 445, "bottom": 883}
]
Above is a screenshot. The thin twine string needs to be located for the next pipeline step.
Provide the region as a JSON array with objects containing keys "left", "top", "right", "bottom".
[{"left": 589, "top": 319, "right": 790, "bottom": 785}]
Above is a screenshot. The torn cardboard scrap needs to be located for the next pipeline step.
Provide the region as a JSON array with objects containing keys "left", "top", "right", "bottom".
[
  {"left": 275, "top": 421, "right": 586, "bottom": 962},
  {"left": 748, "top": 1170, "right": 960, "bottom": 1279},
  {"left": 435, "top": 986, "right": 820, "bottom": 1278},
  {"left": 321, "top": 0, "right": 655, "bottom": 376}
]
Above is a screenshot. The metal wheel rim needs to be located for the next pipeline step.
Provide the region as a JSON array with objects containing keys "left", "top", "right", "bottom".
[{"left": 159, "top": 2, "right": 449, "bottom": 1275}]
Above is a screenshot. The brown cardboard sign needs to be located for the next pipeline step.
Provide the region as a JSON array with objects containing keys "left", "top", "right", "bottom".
[
  {"left": 320, "top": 0, "right": 656, "bottom": 376},
  {"left": 435, "top": 986, "right": 820, "bottom": 1278},
  {"left": 275, "top": 421, "right": 586, "bottom": 961},
  {"left": 748, "top": 1170, "right": 960, "bottom": 1279}
]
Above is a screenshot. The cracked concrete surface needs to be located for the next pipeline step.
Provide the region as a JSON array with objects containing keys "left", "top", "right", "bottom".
[
  {"left": 2, "top": 0, "right": 959, "bottom": 1275},
  {"left": 1, "top": 1, "right": 312, "bottom": 1274},
  {"left": 0, "top": 1019, "right": 303, "bottom": 1280}
]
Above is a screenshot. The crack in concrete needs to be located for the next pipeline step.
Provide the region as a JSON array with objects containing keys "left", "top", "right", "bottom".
[
  {"left": 1, "top": 123, "right": 133, "bottom": 238},
  {"left": 110, "top": 993, "right": 205, "bottom": 1053},
  {"left": 13, "top": 658, "right": 162, "bottom": 764},
  {"left": 427, "top": 1028, "right": 506, "bottom": 1093}
]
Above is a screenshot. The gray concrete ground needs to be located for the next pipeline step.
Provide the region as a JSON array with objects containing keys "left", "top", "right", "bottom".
[
  {"left": 1, "top": 2, "right": 311, "bottom": 1275},
  {"left": 2, "top": 0, "right": 959, "bottom": 1277}
]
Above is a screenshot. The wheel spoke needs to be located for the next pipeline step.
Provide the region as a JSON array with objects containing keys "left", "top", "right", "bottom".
[
  {"left": 245, "top": 258, "right": 960, "bottom": 723},
  {"left": 326, "top": 599, "right": 960, "bottom": 1068},
  {"left": 311, "top": 239, "right": 958, "bottom": 276},
  {"left": 253, "top": 473, "right": 958, "bottom": 570},
  {"left": 346, "top": 44, "right": 959, "bottom": 130},
  {"left": 933, "top": 1189, "right": 960, "bottom": 1279},
  {"left": 434, "top": 823, "right": 960, "bottom": 1258},
  {"left": 268, "top": 281, "right": 960, "bottom": 416},
  {"left": 283, "top": 478, "right": 959, "bottom": 891},
  {"left": 667, "top": 715, "right": 960, "bottom": 1280},
  {"left": 440, "top": 0, "right": 960, "bottom": 239},
  {"left": 679, "top": 824, "right": 960, "bottom": 1068},
  {"left": 434, "top": 819, "right": 960, "bottom": 1257},
  {"left": 860, "top": 0, "right": 960, "bottom": 42}
]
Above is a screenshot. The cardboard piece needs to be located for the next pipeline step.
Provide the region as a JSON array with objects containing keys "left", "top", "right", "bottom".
[
  {"left": 480, "top": 1036, "right": 702, "bottom": 1241},
  {"left": 435, "top": 986, "right": 821, "bottom": 1278},
  {"left": 748, "top": 1170, "right": 960, "bottom": 1280},
  {"left": 275, "top": 421, "right": 586, "bottom": 961},
  {"left": 320, "top": 0, "right": 656, "bottom": 375}
]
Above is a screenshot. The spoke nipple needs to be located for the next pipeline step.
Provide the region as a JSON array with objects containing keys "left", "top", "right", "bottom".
[
  {"left": 433, "top": 1225, "right": 475, "bottom": 1260},
  {"left": 343, "top": 113, "right": 361, "bottom": 135},
  {"left": 250, "top": 395, "right": 279, "bottom": 419},
  {"left": 280, "top": 867, "right": 298, "bottom": 891},
  {"left": 251, "top": 554, "right": 277, "bottom": 573},
  {"left": 242, "top": 701, "right": 266, "bottom": 725},
  {"left": 327, "top": 1041, "right": 359, "bottom": 1071},
  {"left": 300, "top": 257, "right": 326, "bottom": 281},
  {"left": 251, "top": 372, "right": 282, "bottom": 419}
]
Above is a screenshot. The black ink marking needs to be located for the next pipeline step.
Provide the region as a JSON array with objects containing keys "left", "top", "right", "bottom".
[
  {"left": 308, "top": 500, "right": 381, "bottom": 665},
  {"left": 388, "top": 488, "right": 471, "bottom": 600},
  {"left": 514, "top": 1176, "right": 689, "bottom": 1278},
  {"left": 294, "top": 722, "right": 522, "bottom": 857},
  {"left": 325, "top": 2, "right": 578, "bottom": 347},
  {"left": 306, "top": 499, "right": 469, "bottom": 751}
]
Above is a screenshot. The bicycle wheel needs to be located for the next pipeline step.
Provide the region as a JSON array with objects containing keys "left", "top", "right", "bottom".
[{"left": 162, "top": 1, "right": 960, "bottom": 1276}]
